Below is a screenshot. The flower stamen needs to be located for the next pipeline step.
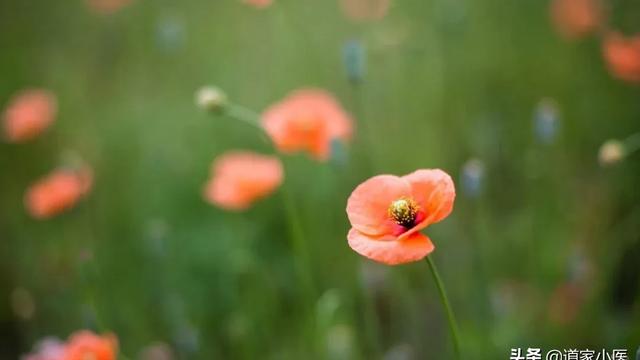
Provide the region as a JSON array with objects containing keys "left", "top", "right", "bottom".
[{"left": 388, "top": 197, "right": 419, "bottom": 228}]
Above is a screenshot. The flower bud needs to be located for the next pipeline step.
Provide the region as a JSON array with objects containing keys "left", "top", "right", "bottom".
[
  {"left": 11, "top": 287, "right": 35, "bottom": 320},
  {"left": 384, "top": 343, "right": 414, "bottom": 360},
  {"left": 461, "top": 158, "right": 484, "bottom": 198},
  {"left": 156, "top": 15, "right": 186, "bottom": 54},
  {"left": 342, "top": 39, "right": 366, "bottom": 84},
  {"left": 533, "top": 98, "right": 559, "bottom": 144},
  {"left": 140, "top": 342, "right": 174, "bottom": 360},
  {"left": 195, "top": 86, "right": 227, "bottom": 112},
  {"left": 598, "top": 139, "right": 625, "bottom": 166}
]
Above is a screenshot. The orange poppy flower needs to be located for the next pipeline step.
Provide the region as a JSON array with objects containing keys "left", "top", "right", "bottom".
[
  {"left": 340, "top": 0, "right": 390, "bottom": 22},
  {"left": 261, "top": 89, "right": 353, "bottom": 161},
  {"left": 346, "top": 169, "right": 455, "bottom": 265},
  {"left": 602, "top": 32, "right": 640, "bottom": 83},
  {"left": 3, "top": 89, "right": 56, "bottom": 143},
  {"left": 64, "top": 331, "right": 118, "bottom": 360},
  {"left": 203, "top": 151, "right": 283, "bottom": 210},
  {"left": 243, "top": 0, "right": 272, "bottom": 8},
  {"left": 25, "top": 168, "right": 93, "bottom": 219},
  {"left": 86, "top": 0, "right": 133, "bottom": 14},
  {"left": 550, "top": 0, "right": 601, "bottom": 39}
]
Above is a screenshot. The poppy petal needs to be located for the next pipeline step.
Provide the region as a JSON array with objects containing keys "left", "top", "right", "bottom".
[
  {"left": 347, "top": 228, "right": 434, "bottom": 265},
  {"left": 261, "top": 89, "right": 353, "bottom": 161},
  {"left": 403, "top": 169, "right": 455, "bottom": 229},
  {"left": 204, "top": 151, "right": 283, "bottom": 211},
  {"left": 346, "top": 175, "right": 411, "bottom": 236}
]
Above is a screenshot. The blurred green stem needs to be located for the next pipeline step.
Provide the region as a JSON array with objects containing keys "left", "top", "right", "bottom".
[
  {"left": 425, "top": 256, "right": 461, "bottom": 359},
  {"left": 281, "top": 181, "right": 317, "bottom": 302},
  {"left": 224, "top": 103, "right": 261, "bottom": 128},
  {"left": 348, "top": 84, "right": 383, "bottom": 357},
  {"left": 623, "top": 132, "right": 640, "bottom": 154},
  {"left": 216, "top": 100, "right": 317, "bottom": 304},
  {"left": 223, "top": 103, "right": 272, "bottom": 145}
]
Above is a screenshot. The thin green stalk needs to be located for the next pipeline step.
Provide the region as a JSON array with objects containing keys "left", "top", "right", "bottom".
[
  {"left": 281, "top": 180, "right": 317, "bottom": 303},
  {"left": 216, "top": 100, "right": 316, "bottom": 302},
  {"left": 623, "top": 132, "right": 640, "bottom": 154},
  {"left": 224, "top": 103, "right": 262, "bottom": 129},
  {"left": 348, "top": 84, "right": 383, "bottom": 357},
  {"left": 223, "top": 103, "right": 272, "bottom": 145},
  {"left": 425, "top": 256, "right": 461, "bottom": 359},
  {"left": 358, "top": 280, "right": 382, "bottom": 358}
]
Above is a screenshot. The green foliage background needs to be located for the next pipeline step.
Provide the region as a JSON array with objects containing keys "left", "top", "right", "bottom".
[{"left": 0, "top": 0, "right": 639, "bottom": 358}]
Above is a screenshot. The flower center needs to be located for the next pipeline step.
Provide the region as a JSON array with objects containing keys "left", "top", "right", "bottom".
[
  {"left": 388, "top": 197, "right": 419, "bottom": 228},
  {"left": 293, "top": 116, "right": 322, "bottom": 134}
]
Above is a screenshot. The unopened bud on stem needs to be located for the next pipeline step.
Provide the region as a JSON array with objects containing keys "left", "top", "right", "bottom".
[
  {"left": 195, "top": 86, "right": 227, "bottom": 112},
  {"left": 598, "top": 139, "right": 625, "bottom": 166}
]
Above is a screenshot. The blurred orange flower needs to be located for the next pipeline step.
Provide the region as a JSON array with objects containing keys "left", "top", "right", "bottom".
[
  {"left": 550, "top": 0, "right": 601, "bottom": 39},
  {"left": 243, "top": 0, "right": 272, "bottom": 9},
  {"left": 3, "top": 89, "right": 56, "bottom": 143},
  {"left": 340, "top": 0, "right": 390, "bottom": 21},
  {"left": 602, "top": 32, "right": 640, "bottom": 83},
  {"left": 86, "top": 0, "right": 133, "bottom": 14},
  {"left": 25, "top": 168, "right": 93, "bottom": 219},
  {"left": 346, "top": 169, "right": 455, "bottom": 265},
  {"left": 203, "top": 151, "right": 283, "bottom": 211},
  {"left": 262, "top": 89, "right": 353, "bottom": 161},
  {"left": 64, "top": 331, "right": 118, "bottom": 360}
]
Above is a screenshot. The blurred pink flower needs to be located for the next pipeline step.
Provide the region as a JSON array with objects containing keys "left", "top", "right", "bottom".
[
  {"left": 86, "top": 0, "right": 133, "bottom": 15},
  {"left": 602, "top": 32, "right": 640, "bottom": 83},
  {"left": 262, "top": 89, "right": 353, "bottom": 161},
  {"left": 22, "top": 338, "right": 65, "bottom": 360},
  {"left": 550, "top": 0, "right": 601, "bottom": 39},
  {"left": 340, "top": 0, "right": 390, "bottom": 21},
  {"left": 243, "top": 0, "right": 272, "bottom": 9},
  {"left": 3, "top": 89, "right": 56, "bottom": 143},
  {"left": 25, "top": 167, "right": 93, "bottom": 219},
  {"left": 203, "top": 151, "right": 283, "bottom": 211}
]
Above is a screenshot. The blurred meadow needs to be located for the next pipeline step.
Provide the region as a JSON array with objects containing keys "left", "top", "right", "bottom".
[{"left": 1, "top": 0, "right": 640, "bottom": 359}]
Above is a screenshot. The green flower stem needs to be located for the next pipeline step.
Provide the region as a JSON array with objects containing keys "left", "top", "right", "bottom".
[
  {"left": 425, "top": 256, "right": 462, "bottom": 359},
  {"left": 281, "top": 182, "right": 317, "bottom": 302},
  {"left": 215, "top": 101, "right": 316, "bottom": 302},
  {"left": 348, "top": 85, "right": 383, "bottom": 357},
  {"left": 623, "top": 132, "right": 640, "bottom": 154},
  {"left": 224, "top": 103, "right": 262, "bottom": 129},
  {"left": 223, "top": 103, "right": 273, "bottom": 146}
]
